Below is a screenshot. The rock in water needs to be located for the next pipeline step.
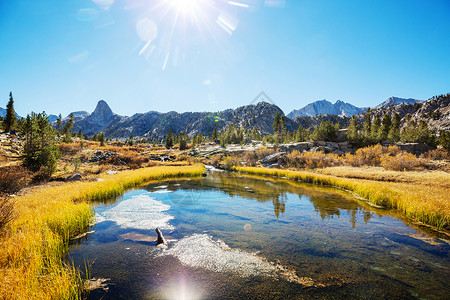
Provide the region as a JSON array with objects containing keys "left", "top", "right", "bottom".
[{"left": 155, "top": 227, "right": 167, "bottom": 246}]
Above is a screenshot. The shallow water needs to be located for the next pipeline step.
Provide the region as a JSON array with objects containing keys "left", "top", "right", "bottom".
[{"left": 69, "top": 173, "right": 450, "bottom": 299}]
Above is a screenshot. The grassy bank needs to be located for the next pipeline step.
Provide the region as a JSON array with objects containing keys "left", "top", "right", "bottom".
[
  {"left": 232, "top": 166, "right": 449, "bottom": 231},
  {"left": 0, "top": 164, "right": 204, "bottom": 299}
]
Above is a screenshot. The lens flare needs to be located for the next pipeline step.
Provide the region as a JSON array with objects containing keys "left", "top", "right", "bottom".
[
  {"left": 170, "top": 0, "right": 206, "bottom": 16},
  {"left": 136, "top": 18, "right": 158, "bottom": 42}
]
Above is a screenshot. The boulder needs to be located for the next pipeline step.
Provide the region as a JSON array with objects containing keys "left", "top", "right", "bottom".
[
  {"left": 259, "top": 152, "right": 286, "bottom": 165},
  {"left": 66, "top": 173, "right": 82, "bottom": 182}
]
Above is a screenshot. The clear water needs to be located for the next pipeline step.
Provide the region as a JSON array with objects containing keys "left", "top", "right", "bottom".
[{"left": 69, "top": 173, "right": 450, "bottom": 299}]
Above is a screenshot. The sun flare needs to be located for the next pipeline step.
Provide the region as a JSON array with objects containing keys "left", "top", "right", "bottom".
[{"left": 170, "top": 0, "right": 206, "bottom": 16}]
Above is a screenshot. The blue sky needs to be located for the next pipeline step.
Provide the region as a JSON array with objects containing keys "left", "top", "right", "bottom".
[{"left": 0, "top": 0, "right": 449, "bottom": 117}]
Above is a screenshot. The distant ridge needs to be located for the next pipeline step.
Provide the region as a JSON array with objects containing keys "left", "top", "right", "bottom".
[
  {"left": 56, "top": 93, "right": 448, "bottom": 139},
  {"left": 287, "top": 99, "right": 365, "bottom": 119},
  {"left": 375, "top": 96, "right": 423, "bottom": 108}
]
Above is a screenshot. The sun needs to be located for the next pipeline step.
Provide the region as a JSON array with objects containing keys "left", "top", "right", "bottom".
[{"left": 170, "top": 0, "right": 206, "bottom": 16}]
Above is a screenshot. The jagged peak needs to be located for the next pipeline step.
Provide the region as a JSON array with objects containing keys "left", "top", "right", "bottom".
[{"left": 93, "top": 100, "right": 113, "bottom": 115}]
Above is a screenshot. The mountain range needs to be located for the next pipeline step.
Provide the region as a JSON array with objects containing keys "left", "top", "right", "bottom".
[
  {"left": 59, "top": 95, "right": 442, "bottom": 139},
  {"left": 3, "top": 95, "right": 442, "bottom": 138},
  {"left": 287, "top": 99, "right": 366, "bottom": 118}
]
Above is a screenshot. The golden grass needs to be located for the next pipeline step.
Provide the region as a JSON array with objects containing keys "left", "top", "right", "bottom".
[
  {"left": 232, "top": 166, "right": 450, "bottom": 231},
  {"left": 0, "top": 164, "right": 204, "bottom": 299}
]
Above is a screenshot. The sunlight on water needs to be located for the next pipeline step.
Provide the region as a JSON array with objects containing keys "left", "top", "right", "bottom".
[
  {"left": 95, "top": 194, "right": 174, "bottom": 230},
  {"left": 160, "top": 233, "right": 315, "bottom": 286},
  {"left": 161, "top": 233, "right": 277, "bottom": 276}
]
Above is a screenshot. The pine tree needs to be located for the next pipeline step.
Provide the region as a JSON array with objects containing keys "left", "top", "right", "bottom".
[
  {"left": 62, "top": 113, "right": 74, "bottom": 143},
  {"left": 379, "top": 114, "right": 392, "bottom": 141},
  {"left": 273, "top": 111, "right": 281, "bottom": 133},
  {"left": 56, "top": 114, "right": 63, "bottom": 134},
  {"left": 212, "top": 128, "right": 218, "bottom": 140},
  {"left": 197, "top": 133, "right": 204, "bottom": 144},
  {"left": 98, "top": 132, "right": 105, "bottom": 146},
  {"left": 346, "top": 116, "right": 360, "bottom": 145},
  {"left": 370, "top": 115, "right": 381, "bottom": 142},
  {"left": 310, "top": 121, "right": 337, "bottom": 142},
  {"left": 21, "top": 112, "right": 60, "bottom": 178},
  {"left": 362, "top": 112, "right": 372, "bottom": 143},
  {"left": 280, "top": 115, "right": 286, "bottom": 131},
  {"left": 165, "top": 130, "right": 173, "bottom": 148},
  {"left": 388, "top": 113, "right": 400, "bottom": 142},
  {"left": 416, "top": 120, "right": 435, "bottom": 145},
  {"left": 438, "top": 131, "right": 450, "bottom": 151},
  {"left": 128, "top": 134, "right": 134, "bottom": 146},
  {"left": 295, "top": 125, "right": 308, "bottom": 142},
  {"left": 5, "top": 92, "right": 17, "bottom": 132}
]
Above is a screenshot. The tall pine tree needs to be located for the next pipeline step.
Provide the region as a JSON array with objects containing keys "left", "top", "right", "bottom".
[{"left": 5, "top": 92, "right": 17, "bottom": 132}]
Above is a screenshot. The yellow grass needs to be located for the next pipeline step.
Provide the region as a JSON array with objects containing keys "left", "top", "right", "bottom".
[
  {"left": 0, "top": 164, "right": 204, "bottom": 299},
  {"left": 232, "top": 166, "right": 450, "bottom": 231}
]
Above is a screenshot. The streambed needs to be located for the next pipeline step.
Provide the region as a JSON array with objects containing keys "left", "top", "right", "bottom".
[{"left": 69, "top": 173, "right": 449, "bottom": 299}]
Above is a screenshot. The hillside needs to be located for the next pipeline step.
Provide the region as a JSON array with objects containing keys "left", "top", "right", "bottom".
[
  {"left": 355, "top": 94, "right": 450, "bottom": 131},
  {"left": 375, "top": 96, "right": 423, "bottom": 108}
]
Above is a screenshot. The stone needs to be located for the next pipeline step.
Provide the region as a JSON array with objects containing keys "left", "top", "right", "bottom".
[
  {"left": 66, "top": 173, "right": 82, "bottom": 182},
  {"left": 259, "top": 152, "right": 286, "bottom": 165}
]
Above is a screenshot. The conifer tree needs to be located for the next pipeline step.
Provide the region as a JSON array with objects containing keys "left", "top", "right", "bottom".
[
  {"left": 165, "top": 130, "right": 173, "bottom": 148},
  {"left": 56, "top": 114, "right": 63, "bottom": 134},
  {"left": 379, "top": 114, "right": 392, "bottom": 141},
  {"left": 21, "top": 112, "right": 60, "bottom": 178},
  {"left": 346, "top": 116, "right": 360, "bottom": 145},
  {"left": 4, "top": 92, "right": 17, "bottom": 132},
  {"left": 295, "top": 125, "right": 308, "bottom": 142},
  {"left": 362, "top": 112, "right": 372, "bottom": 142},
  {"left": 370, "top": 115, "right": 381, "bottom": 142},
  {"left": 273, "top": 111, "right": 281, "bottom": 133},
  {"left": 98, "top": 132, "right": 105, "bottom": 146},
  {"left": 388, "top": 113, "right": 400, "bottom": 142}
]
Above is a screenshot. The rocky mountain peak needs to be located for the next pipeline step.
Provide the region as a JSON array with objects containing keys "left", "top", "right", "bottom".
[
  {"left": 92, "top": 100, "right": 114, "bottom": 122},
  {"left": 375, "top": 97, "right": 423, "bottom": 108}
]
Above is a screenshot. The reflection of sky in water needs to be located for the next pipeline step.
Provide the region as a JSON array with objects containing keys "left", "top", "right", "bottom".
[
  {"left": 95, "top": 193, "right": 174, "bottom": 230},
  {"left": 71, "top": 174, "right": 450, "bottom": 299}
]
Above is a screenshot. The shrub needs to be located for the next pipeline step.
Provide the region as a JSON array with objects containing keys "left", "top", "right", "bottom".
[
  {"left": 285, "top": 150, "right": 338, "bottom": 169},
  {"left": 0, "top": 197, "right": 14, "bottom": 232},
  {"left": 345, "top": 145, "right": 401, "bottom": 167},
  {"left": 381, "top": 152, "right": 421, "bottom": 171},
  {"left": 59, "top": 142, "right": 81, "bottom": 155},
  {"left": 222, "top": 156, "right": 241, "bottom": 170},
  {"left": 243, "top": 151, "right": 258, "bottom": 166},
  {"left": 0, "top": 166, "right": 30, "bottom": 195},
  {"left": 420, "top": 149, "right": 450, "bottom": 161}
]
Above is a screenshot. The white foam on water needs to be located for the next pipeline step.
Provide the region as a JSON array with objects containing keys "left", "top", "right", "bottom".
[
  {"left": 95, "top": 194, "right": 174, "bottom": 230},
  {"left": 160, "top": 234, "right": 315, "bottom": 286},
  {"left": 161, "top": 234, "right": 276, "bottom": 277}
]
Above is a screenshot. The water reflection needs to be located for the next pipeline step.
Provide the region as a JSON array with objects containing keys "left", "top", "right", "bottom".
[
  {"left": 69, "top": 172, "right": 450, "bottom": 300},
  {"left": 144, "top": 173, "right": 375, "bottom": 227}
]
